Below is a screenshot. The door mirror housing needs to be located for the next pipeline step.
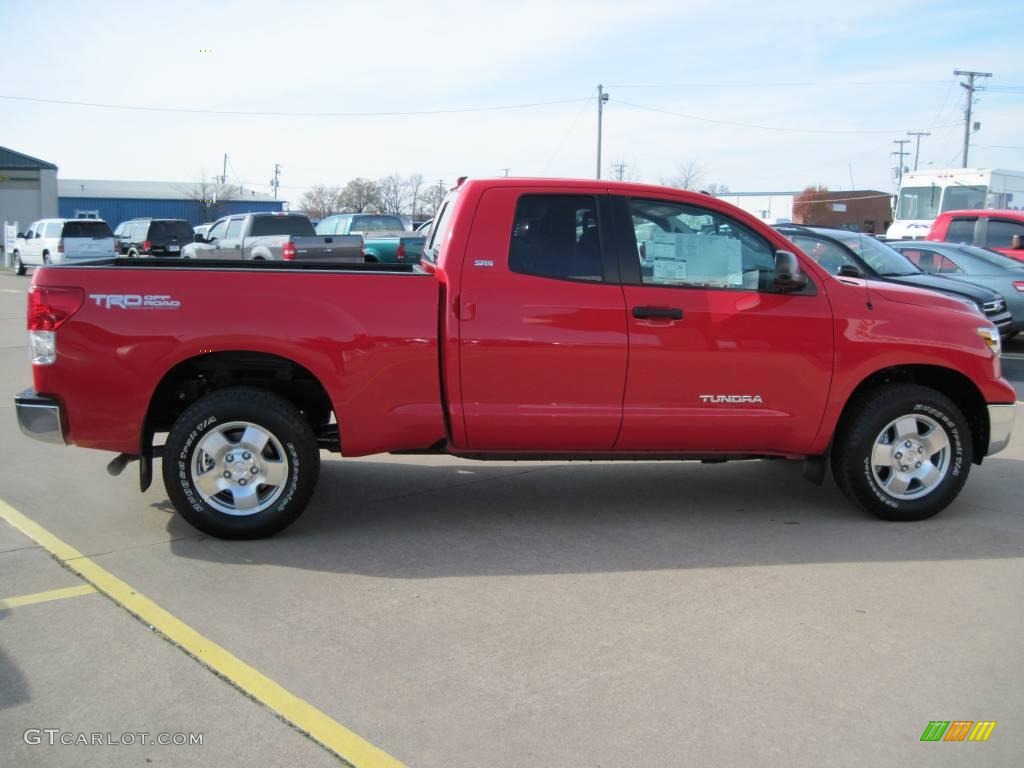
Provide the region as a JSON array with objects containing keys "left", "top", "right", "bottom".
[
  {"left": 1011, "top": 234, "right": 1023, "bottom": 250},
  {"left": 773, "top": 250, "right": 808, "bottom": 292},
  {"left": 837, "top": 264, "right": 863, "bottom": 278},
  {"left": 194, "top": 233, "right": 206, "bottom": 243}
]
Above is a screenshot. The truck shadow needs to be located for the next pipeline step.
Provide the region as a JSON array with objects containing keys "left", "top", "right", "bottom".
[{"left": 166, "top": 454, "right": 1024, "bottom": 578}]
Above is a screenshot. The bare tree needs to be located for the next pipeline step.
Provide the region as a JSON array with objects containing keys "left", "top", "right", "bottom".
[
  {"left": 660, "top": 160, "right": 705, "bottom": 191},
  {"left": 299, "top": 184, "right": 341, "bottom": 220},
  {"left": 337, "top": 178, "right": 381, "bottom": 213},
  {"left": 378, "top": 173, "right": 407, "bottom": 215},
  {"left": 704, "top": 182, "right": 730, "bottom": 195},
  {"left": 178, "top": 174, "right": 239, "bottom": 222},
  {"left": 405, "top": 173, "right": 424, "bottom": 219},
  {"left": 420, "top": 179, "right": 447, "bottom": 218}
]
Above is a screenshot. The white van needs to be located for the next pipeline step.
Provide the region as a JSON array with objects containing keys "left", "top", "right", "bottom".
[
  {"left": 12, "top": 218, "right": 118, "bottom": 275},
  {"left": 889, "top": 168, "right": 1024, "bottom": 240}
]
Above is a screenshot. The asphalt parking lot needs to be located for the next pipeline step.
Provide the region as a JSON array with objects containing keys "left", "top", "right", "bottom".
[{"left": 0, "top": 267, "right": 1022, "bottom": 767}]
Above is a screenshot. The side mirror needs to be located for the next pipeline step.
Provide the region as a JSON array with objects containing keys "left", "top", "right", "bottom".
[
  {"left": 837, "top": 264, "right": 863, "bottom": 278},
  {"left": 16, "top": 232, "right": 25, "bottom": 239},
  {"left": 193, "top": 233, "right": 206, "bottom": 243},
  {"left": 773, "top": 250, "right": 808, "bottom": 292},
  {"left": 1011, "top": 234, "right": 1023, "bottom": 250}
]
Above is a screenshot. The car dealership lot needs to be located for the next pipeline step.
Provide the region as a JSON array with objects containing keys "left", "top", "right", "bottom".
[{"left": 0, "top": 270, "right": 1022, "bottom": 766}]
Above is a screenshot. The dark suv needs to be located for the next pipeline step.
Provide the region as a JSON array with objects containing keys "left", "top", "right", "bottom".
[
  {"left": 116, "top": 218, "right": 193, "bottom": 257},
  {"left": 775, "top": 224, "right": 1013, "bottom": 336}
]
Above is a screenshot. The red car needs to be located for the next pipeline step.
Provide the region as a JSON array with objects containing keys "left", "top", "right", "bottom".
[
  {"left": 928, "top": 209, "right": 1024, "bottom": 262},
  {"left": 15, "top": 178, "right": 1016, "bottom": 538}
]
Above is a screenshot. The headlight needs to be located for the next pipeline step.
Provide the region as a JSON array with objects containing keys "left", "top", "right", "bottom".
[{"left": 977, "top": 326, "right": 1001, "bottom": 357}]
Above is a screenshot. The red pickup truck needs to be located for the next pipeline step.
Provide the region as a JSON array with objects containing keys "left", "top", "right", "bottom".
[
  {"left": 928, "top": 209, "right": 1024, "bottom": 261},
  {"left": 15, "top": 179, "right": 1017, "bottom": 538}
]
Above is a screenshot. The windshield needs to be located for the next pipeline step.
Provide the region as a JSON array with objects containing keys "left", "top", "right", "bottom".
[
  {"left": 830, "top": 231, "right": 919, "bottom": 276},
  {"left": 942, "top": 185, "right": 987, "bottom": 212},
  {"left": 895, "top": 186, "right": 941, "bottom": 220}
]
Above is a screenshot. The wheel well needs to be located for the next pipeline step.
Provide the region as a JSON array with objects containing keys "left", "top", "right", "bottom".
[
  {"left": 839, "top": 365, "right": 988, "bottom": 463},
  {"left": 146, "top": 351, "right": 334, "bottom": 440}
]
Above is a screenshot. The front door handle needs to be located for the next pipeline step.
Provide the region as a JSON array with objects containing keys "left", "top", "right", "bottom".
[{"left": 632, "top": 306, "right": 683, "bottom": 320}]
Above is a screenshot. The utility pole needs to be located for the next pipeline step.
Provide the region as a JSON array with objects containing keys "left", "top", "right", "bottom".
[
  {"left": 891, "top": 139, "right": 910, "bottom": 188},
  {"left": 596, "top": 84, "right": 609, "bottom": 179},
  {"left": 501, "top": 168, "right": 510, "bottom": 177},
  {"left": 270, "top": 163, "right": 281, "bottom": 199},
  {"left": 612, "top": 161, "right": 627, "bottom": 181},
  {"left": 220, "top": 153, "right": 228, "bottom": 185},
  {"left": 906, "top": 131, "right": 930, "bottom": 171},
  {"left": 953, "top": 69, "right": 992, "bottom": 168}
]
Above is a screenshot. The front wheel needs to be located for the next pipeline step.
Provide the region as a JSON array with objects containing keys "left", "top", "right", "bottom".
[
  {"left": 162, "top": 387, "right": 321, "bottom": 539},
  {"left": 831, "top": 384, "right": 971, "bottom": 521},
  {"left": 13, "top": 251, "right": 26, "bottom": 275}
]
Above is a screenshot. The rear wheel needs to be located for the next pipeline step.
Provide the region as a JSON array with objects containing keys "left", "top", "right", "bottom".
[
  {"left": 128, "top": 249, "right": 139, "bottom": 258},
  {"left": 13, "top": 251, "right": 25, "bottom": 276},
  {"left": 162, "top": 387, "right": 320, "bottom": 539},
  {"left": 832, "top": 384, "right": 971, "bottom": 521},
  {"left": 42, "top": 252, "right": 50, "bottom": 265}
]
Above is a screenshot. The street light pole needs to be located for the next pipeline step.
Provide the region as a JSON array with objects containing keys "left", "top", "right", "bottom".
[{"left": 596, "top": 85, "right": 609, "bottom": 179}]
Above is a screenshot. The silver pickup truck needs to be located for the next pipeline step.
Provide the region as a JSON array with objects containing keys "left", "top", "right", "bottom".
[{"left": 183, "top": 212, "right": 363, "bottom": 262}]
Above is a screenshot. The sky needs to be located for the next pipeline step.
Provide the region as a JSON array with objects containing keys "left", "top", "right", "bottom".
[{"left": 1, "top": 0, "right": 1022, "bottom": 208}]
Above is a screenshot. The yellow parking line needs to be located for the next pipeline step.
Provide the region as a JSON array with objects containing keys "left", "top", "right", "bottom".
[
  {"left": 0, "top": 498, "right": 405, "bottom": 768},
  {"left": 0, "top": 583, "right": 96, "bottom": 610}
]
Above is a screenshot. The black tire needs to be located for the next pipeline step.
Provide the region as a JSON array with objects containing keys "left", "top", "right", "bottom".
[
  {"left": 128, "top": 249, "right": 138, "bottom": 258},
  {"left": 13, "top": 251, "right": 26, "bottom": 276},
  {"left": 42, "top": 252, "right": 50, "bottom": 265},
  {"left": 162, "top": 387, "right": 320, "bottom": 539},
  {"left": 831, "top": 384, "right": 971, "bottom": 522}
]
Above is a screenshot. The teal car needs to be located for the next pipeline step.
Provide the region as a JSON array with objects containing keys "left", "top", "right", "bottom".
[{"left": 315, "top": 213, "right": 425, "bottom": 263}]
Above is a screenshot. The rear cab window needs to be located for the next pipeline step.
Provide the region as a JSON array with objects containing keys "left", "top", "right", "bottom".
[
  {"left": 945, "top": 217, "right": 976, "bottom": 244},
  {"left": 349, "top": 215, "right": 405, "bottom": 232},
  {"left": 250, "top": 215, "right": 315, "bottom": 237},
  {"left": 985, "top": 219, "right": 1024, "bottom": 249}
]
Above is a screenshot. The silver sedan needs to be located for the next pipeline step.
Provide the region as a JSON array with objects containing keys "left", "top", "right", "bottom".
[{"left": 888, "top": 240, "right": 1024, "bottom": 335}]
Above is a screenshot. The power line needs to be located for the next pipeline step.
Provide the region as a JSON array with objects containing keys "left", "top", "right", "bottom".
[
  {"left": 0, "top": 93, "right": 592, "bottom": 117},
  {"left": 606, "top": 79, "right": 949, "bottom": 89},
  {"left": 615, "top": 98, "right": 958, "bottom": 135},
  {"left": 543, "top": 89, "right": 596, "bottom": 172}
]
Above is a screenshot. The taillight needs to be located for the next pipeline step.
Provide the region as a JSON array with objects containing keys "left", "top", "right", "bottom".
[
  {"left": 28, "top": 286, "right": 84, "bottom": 365},
  {"left": 282, "top": 241, "right": 296, "bottom": 260},
  {"left": 57, "top": 238, "right": 65, "bottom": 254},
  {"left": 1014, "top": 281, "right": 1024, "bottom": 293},
  {"left": 143, "top": 240, "right": 151, "bottom": 252},
  {"left": 396, "top": 243, "right": 406, "bottom": 261},
  {"left": 29, "top": 286, "right": 85, "bottom": 331}
]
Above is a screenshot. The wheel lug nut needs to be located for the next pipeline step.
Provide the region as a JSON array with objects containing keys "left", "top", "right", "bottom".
[
  {"left": 250, "top": 466, "right": 259, "bottom": 474},
  {"left": 242, "top": 452, "right": 251, "bottom": 460},
  {"left": 904, "top": 441, "right": 912, "bottom": 448},
  {"left": 895, "top": 452, "right": 902, "bottom": 459},
  {"left": 223, "top": 470, "right": 231, "bottom": 478},
  {"left": 918, "top": 447, "right": 924, "bottom": 454},
  {"left": 901, "top": 465, "right": 908, "bottom": 472},
  {"left": 238, "top": 478, "right": 247, "bottom": 486},
  {"left": 916, "top": 462, "right": 921, "bottom": 468},
  {"left": 226, "top": 454, "right": 234, "bottom": 462}
]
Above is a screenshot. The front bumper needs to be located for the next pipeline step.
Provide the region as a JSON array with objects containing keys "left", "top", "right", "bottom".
[
  {"left": 987, "top": 403, "right": 1017, "bottom": 456},
  {"left": 14, "top": 388, "right": 66, "bottom": 445}
]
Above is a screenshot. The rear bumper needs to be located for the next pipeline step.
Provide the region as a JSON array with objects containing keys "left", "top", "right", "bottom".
[
  {"left": 14, "top": 388, "right": 66, "bottom": 445},
  {"left": 987, "top": 403, "right": 1017, "bottom": 456}
]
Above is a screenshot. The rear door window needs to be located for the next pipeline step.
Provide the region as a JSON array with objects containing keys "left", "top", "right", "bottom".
[
  {"left": 945, "top": 218, "right": 976, "bottom": 244},
  {"left": 508, "top": 195, "right": 605, "bottom": 282},
  {"left": 45, "top": 222, "right": 63, "bottom": 237},
  {"left": 62, "top": 221, "right": 113, "bottom": 238}
]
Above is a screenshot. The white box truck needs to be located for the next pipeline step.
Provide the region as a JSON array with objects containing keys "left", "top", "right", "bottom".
[{"left": 889, "top": 168, "right": 1024, "bottom": 240}]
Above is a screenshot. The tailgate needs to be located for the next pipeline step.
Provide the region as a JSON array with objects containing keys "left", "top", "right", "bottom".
[
  {"left": 291, "top": 235, "right": 364, "bottom": 261},
  {"left": 64, "top": 236, "right": 115, "bottom": 259}
]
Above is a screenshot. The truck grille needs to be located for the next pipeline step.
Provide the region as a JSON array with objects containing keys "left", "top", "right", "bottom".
[{"left": 983, "top": 298, "right": 1006, "bottom": 316}]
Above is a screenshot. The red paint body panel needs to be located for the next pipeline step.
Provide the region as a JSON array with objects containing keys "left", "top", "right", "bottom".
[
  {"left": 31, "top": 268, "right": 443, "bottom": 455},
  {"left": 27, "top": 178, "right": 1015, "bottom": 465}
]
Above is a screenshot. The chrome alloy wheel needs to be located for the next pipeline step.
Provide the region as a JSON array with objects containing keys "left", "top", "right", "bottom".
[
  {"left": 870, "top": 413, "right": 951, "bottom": 500},
  {"left": 191, "top": 421, "right": 289, "bottom": 516}
]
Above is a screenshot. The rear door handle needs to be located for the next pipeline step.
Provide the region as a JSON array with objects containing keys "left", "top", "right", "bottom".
[{"left": 632, "top": 306, "right": 683, "bottom": 320}]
